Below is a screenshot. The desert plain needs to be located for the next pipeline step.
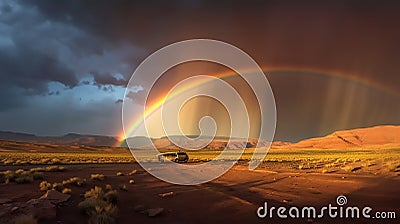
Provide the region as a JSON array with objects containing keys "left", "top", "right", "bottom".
[{"left": 0, "top": 125, "right": 399, "bottom": 224}]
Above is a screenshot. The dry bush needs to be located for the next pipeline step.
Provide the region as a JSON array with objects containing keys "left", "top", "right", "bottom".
[
  {"left": 45, "top": 166, "right": 66, "bottom": 172},
  {"left": 62, "top": 177, "right": 86, "bottom": 187},
  {"left": 88, "top": 205, "right": 117, "bottom": 224},
  {"left": 386, "top": 162, "right": 400, "bottom": 172},
  {"left": 2, "top": 170, "right": 15, "bottom": 184},
  {"left": 15, "top": 160, "right": 28, "bottom": 165},
  {"left": 62, "top": 188, "right": 72, "bottom": 194},
  {"left": 79, "top": 186, "right": 118, "bottom": 224},
  {"left": 129, "top": 179, "right": 135, "bottom": 184},
  {"left": 3, "top": 159, "right": 14, "bottom": 165},
  {"left": 40, "top": 158, "right": 50, "bottom": 164},
  {"left": 50, "top": 158, "right": 61, "bottom": 164},
  {"left": 298, "top": 163, "right": 311, "bottom": 170},
  {"left": 105, "top": 184, "right": 113, "bottom": 192},
  {"left": 32, "top": 172, "right": 44, "bottom": 180},
  {"left": 118, "top": 184, "right": 127, "bottom": 192},
  {"left": 104, "top": 190, "right": 118, "bottom": 204},
  {"left": 39, "top": 181, "right": 52, "bottom": 192},
  {"left": 29, "top": 167, "right": 46, "bottom": 173},
  {"left": 15, "top": 169, "right": 25, "bottom": 175},
  {"left": 52, "top": 182, "right": 63, "bottom": 191},
  {"left": 85, "top": 186, "right": 104, "bottom": 200},
  {"left": 127, "top": 169, "right": 137, "bottom": 176},
  {"left": 91, "top": 174, "right": 105, "bottom": 181},
  {"left": 342, "top": 166, "right": 353, "bottom": 172},
  {"left": 79, "top": 197, "right": 108, "bottom": 212},
  {"left": 116, "top": 172, "right": 124, "bottom": 176},
  {"left": 15, "top": 172, "right": 34, "bottom": 184},
  {"left": 1, "top": 168, "right": 45, "bottom": 184}
]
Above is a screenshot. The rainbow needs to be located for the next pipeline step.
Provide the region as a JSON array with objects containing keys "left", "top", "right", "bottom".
[{"left": 117, "top": 66, "right": 399, "bottom": 146}]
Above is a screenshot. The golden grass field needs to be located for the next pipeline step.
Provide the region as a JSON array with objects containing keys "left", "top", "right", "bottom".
[{"left": 1, "top": 147, "right": 399, "bottom": 175}]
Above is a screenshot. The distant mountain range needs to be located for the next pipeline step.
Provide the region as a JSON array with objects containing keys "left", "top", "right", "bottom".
[
  {"left": 124, "top": 135, "right": 288, "bottom": 150},
  {"left": 1, "top": 125, "right": 399, "bottom": 149},
  {"left": 0, "top": 131, "right": 119, "bottom": 147}
]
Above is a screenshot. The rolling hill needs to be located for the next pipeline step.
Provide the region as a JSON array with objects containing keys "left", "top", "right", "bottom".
[
  {"left": 0, "top": 131, "right": 119, "bottom": 147},
  {"left": 291, "top": 125, "right": 400, "bottom": 149}
]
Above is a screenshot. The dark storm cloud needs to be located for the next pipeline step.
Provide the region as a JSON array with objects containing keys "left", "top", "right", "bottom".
[
  {"left": 0, "top": 0, "right": 140, "bottom": 110},
  {"left": 26, "top": 0, "right": 400, "bottom": 92},
  {"left": 92, "top": 72, "right": 127, "bottom": 87},
  {"left": 0, "top": 1, "right": 78, "bottom": 92}
]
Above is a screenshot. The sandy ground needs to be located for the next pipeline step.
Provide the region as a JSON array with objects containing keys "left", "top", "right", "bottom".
[{"left": 0, "top": 163, "right": 399, "bottom": 224}]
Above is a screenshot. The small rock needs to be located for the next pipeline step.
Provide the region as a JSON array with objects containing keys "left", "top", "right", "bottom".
[
  {"left": 146, "top": 207, "right": 164, "bottom": 217},
  {"left": 158, "top": 192, "right": 174, "bottom": 198},
  {"left": 31, "top": 199, "right": 56, "bottom": 220},
  {"left": 0, "top": 198, "right": 12, "bottom": 204},
  {"left": 133, "top": 204, "right": 145, "bottom": 213},
  {"left": 10, "top": 206, "right": 19, "bottom": 212}
]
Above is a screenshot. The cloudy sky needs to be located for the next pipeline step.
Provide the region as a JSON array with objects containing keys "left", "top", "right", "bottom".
[{"left": 1, "top": 0, "right": 399, "bottom": 142}]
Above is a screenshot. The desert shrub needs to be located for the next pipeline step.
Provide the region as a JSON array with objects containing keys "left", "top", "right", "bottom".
[
  {"left": 15, "top": 172, "right": 34, "bottom": 184},
  {"left": 88, "top": 204, "right": 117, "bottom": 224},
  {"left": 91, "top": 174, "right": 105, "bottom": 181},
  {"left": 62, "top": 188, "right": 72, "bottom": 194},
  {"left": 129, "top": 179, "right": 135, "bottom": 184},
  {"left": 127, "top": 169, "right": 137, "bottom": 176},
  {"left": 104, "top": 190, "right": 118, "bottom": 204},
  {"left": 2, "top": 170, "right": 15, "bottom": 184},
  {"left": 39, "top": 181, "right": 52, "bottom": 192},
  {"left": 50, "top": 158, "right": 61, "bottom": 164},
  {"left": 15, "top": 160, "right": 28, "bottom": 165},
  {"left": 79, "top": 186, "right": 118, "bottom": 224},
  {"left": 118, "top": 184, "right": 127, "bottom": 192},
  {"left": 15, "top": 169, "right": 25, "bottom": 175},
  {"left": 3, "top": 159, "right": 14, "bottom": 165},
  {"left": 298, "top": 163, "right": 311, "bottom": 170},
  {"left": 29, "top": 167, "right": 46, "bottom": 173},
  {"left": 342, "top": 166, "right": 355, "bottom": 172},
  {"left": 40, "top": 158, "right": 50, "bottom": 164},
  {"left": 0, "top": 169, "right": 43, "bottom": 184},
  {"left": 386, "top": 162, "right": 400, "bottom": 172},
  {"left": 79, "top": 197, "right": 108, "bottom": 212},
  {"left": 85, "top": 186, "right": 104, "bottom": 200},
  {"left": 52, "top": 182, "right": 63, "bottom": 191},
  {"left": 14, "top": 214, "right": 38, "bottom": 224},
  {"left": 324, "top": 163, "right": 337, "bottom": 168},
  {"left": 62, "top": 177, "right": 86, "bottom": 187},
  {"left": 116, "top": 172, "right": 124, "bottom": 176},
  {"left": 105, "top": 184, "right": 113, "bottom": 192},
  {"left": 45, "top": 166, "right": 66, "bottom": 172},
  {"left": 32, "top": 172, "right": 44, "bottom": 180}
]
